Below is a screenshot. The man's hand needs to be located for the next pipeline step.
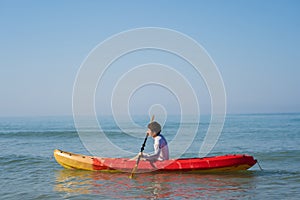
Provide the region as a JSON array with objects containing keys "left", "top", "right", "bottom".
[{"left": 129, "top": 152, "right": 144, "bottom": 161}]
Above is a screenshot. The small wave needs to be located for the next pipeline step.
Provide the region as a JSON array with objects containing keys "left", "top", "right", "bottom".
[
  {"left": 250, "top": 169, "right": 300, "bottom": 178},
  {"left": 290, "top": 118, "right": 300, "bottom": 122},
  {"left": 0, "top": 154, "right": 55, "bottom": 173},
  {"left": 0, "top": 130, "right": 78, "bottom": 138},
  {"left": 0, "top": 154, "right": 45, "bottom": 165},
  {"left": 254, "top": 150, "right": 300, "bottom": 159}
]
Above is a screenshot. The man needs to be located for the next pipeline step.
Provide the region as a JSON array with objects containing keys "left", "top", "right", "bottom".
[{"left": 139, "top": 121, "right": 169, "bottom": 161}]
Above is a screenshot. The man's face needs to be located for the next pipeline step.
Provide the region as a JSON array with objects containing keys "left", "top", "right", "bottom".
[{"left": 147, "top": 128, "right": 156, "bottom": 137}]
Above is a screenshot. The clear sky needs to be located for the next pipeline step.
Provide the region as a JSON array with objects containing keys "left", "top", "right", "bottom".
[{"left": 0, "top": 0, "right": 299, "bottom": 116}]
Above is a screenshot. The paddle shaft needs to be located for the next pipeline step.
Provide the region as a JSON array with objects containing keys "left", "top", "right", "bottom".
[
  {"left": 140, "top": 115, "right": 154, "bottom": 154},
  {"left": 129, "top": 115, "right": 154, "bottom": 178},
  {"left": 140, "top": 134, "right": 148, "bottom": 152}
]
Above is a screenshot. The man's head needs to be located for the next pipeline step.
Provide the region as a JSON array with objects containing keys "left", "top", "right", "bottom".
[{"left": 147, "top": 121, "right": 161, "bottom": 137}]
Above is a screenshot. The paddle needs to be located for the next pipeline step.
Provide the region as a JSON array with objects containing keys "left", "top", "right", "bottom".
[{"left": 129, "top": 115, "right": 155, "bottom": 179}]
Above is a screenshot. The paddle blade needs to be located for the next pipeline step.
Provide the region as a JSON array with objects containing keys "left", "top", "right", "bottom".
[
  {"left": 151, "top": 115, "right": 155, "bottom": 122},
  {"left": 129, "top": 155, "right": 141, "bottom": 179},
  {"left": 129, "top": 167, "right": 137, "bottom": 179}
]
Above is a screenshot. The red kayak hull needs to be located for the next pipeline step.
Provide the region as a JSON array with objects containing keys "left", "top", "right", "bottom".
[{"left": 54, "top": 149, "right": 257, "bottom": 173}]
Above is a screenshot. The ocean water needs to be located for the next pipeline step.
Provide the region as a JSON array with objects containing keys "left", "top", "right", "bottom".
[{"left": 0, "top": 114, "right": 299, "bottom": 199}]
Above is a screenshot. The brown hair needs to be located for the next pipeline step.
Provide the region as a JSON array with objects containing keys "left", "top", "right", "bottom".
[{"left": 147, "top": 121, "right": 161, "bottom": 134}]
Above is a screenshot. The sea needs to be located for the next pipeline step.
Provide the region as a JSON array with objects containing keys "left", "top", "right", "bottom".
[{"left": 0, "top": 113, "right": 299, "bottom": 199}]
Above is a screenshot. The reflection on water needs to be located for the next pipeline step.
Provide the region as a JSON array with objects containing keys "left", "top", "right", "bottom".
[{"left": 55, "top": 169, "right": 257, "bottom": 199}]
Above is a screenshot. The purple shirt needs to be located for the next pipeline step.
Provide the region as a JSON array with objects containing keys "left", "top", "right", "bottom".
[{"left": 143, "top": 134, "right": 169, "bottom": 161}]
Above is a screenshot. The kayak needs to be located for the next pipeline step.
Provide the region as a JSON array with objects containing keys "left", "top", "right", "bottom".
[{"left": 54, "top": 149, "right": 257, "bottom": 173}]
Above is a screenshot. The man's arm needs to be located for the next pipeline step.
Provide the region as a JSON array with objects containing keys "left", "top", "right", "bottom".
[{"left": 142, "top": 139, "right": 161, "bottom": 161}]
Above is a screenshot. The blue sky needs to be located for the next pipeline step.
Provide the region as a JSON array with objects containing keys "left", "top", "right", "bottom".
[{"left": 0, "top": 0, "right": 299, "bottom": 116}]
